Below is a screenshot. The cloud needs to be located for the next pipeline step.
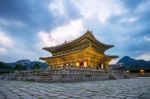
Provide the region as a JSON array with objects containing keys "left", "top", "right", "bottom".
[
  {"left": 0, "top": 30, "right": 43, "bottom": 62},
  {"left": 122, "top": 0, "right": 145, "bottom": 9},
  {"left": 0, "top": 31, "right": 15, "bottom": 57},
  {"left": 0, "top": 0, "right": 149, "bottom": 63},
  {"left": 0, "top": 33, "right": 42, "bottom": 62},
  {"left": 48, "top": 0, "right": 80, "bottom": 23},
  {"left": 38, "top": 19, "right": 85, "bottom": 47},
  {"left": 119, "top": 17, "right": 138, "bottom": 23},
  {"left": 0, "top": 17, "right": 26, "bottom": 28},
  {"left": 71, "top": 0, "right": 124, "bottom": 23},
  {"left": 0, "top": 48, "right": 6, "bottom": 53},
  {"left": 135, "top": 0, "right": 150, "bottom": 13},
  {"left": 110, "top": 58, "right": 119, "bottom": 64},
  {"left": 0, "top": 31, "right": 14, "bottom": 48},
  {"left": 0, "top": 0, "right": 32, "bottom": 22},
  {"left": 135, "top": 53, "right": 150, "bottom": 61},
  {"left": 143, "top": 36, "right": 150, "bottom": 42},
  {"left": 49, "top": 0, "right": 65, "bottom": 15},
  {"left": 38, "top": 31, "right": 53, "bottom": 47}
]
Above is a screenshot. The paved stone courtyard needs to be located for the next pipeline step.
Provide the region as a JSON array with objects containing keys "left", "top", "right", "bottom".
[{"left": 0, "top": 77, "right": 150, "bottom": 99}]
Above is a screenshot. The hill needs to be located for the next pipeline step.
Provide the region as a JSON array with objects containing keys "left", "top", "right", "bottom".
[
  {"left": 117, "top": 56, "right": 150, "bottom": 70},
  {"left": 1, "top": 59, "right": 48, "bottom": 70}
]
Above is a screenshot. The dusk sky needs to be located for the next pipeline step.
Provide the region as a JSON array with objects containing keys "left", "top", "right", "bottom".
[{"left": 0, "top": 0, "right": 149, "bottom": 63}]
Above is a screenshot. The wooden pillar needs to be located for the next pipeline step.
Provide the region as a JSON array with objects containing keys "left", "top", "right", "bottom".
[
  {"left": 88, "top": 57, "right": 91, "bottom": 68},
  {"left": 73, "top": 61, "right": 76, "bottom": 67},
  {"left": 104, "top": 62, "right": 109, "bottom": 71},
  {"left": 96, "top": 60, "right": 99, "bottom": 69}
]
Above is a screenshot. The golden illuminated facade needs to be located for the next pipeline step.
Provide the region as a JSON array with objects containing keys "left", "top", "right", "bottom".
[{"left": 40, "top": 31, "right": 118, "bottom": 70}]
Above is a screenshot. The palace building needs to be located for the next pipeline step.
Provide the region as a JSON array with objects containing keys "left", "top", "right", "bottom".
[{"left": 40, "top": 31, "right": 118, "bottom": 70}]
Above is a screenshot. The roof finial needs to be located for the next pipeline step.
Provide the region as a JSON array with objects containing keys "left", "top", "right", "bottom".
[
  {"left": 87, "top": 30, "right": 90, "bottom": 32},
  {"left": 86, "top": 30, "right": 92, "bottom": 34}
]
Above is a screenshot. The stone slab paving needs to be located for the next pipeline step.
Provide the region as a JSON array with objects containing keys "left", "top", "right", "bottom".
[{"left": 0, "top": 77, "right": 150, "bottom": 99}]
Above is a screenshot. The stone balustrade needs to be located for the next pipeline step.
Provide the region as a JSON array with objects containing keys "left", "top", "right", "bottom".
[
  {"left": 0, "top": 67, "right": 110, "bottom": 82},
  {"left": 16, "top": 67, "right": 109, "bottom": 82}
]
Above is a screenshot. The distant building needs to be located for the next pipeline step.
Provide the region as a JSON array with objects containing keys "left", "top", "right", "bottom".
[
  {"left": 109, "top": 63, "right": 123, "bottom": 70},
  {"left": 0, "top": 69, "right": 14, "bottom": 74},
  {"left": 40, "top": 31, "right": 118, "bottom": 70},
  {"left": 109, "top": 63, "right": 150, "bottom": 78}
]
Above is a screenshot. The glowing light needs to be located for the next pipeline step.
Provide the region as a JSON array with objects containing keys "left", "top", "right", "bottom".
[
  {"left": 101, "top": 64, "right": 104, "bottom": 69},
  {"left": 76, "top": 62, "right": 79, "bottom": 67},
  {"left": 84, "top": 61, "right": 87, "bottom": 67},
  {"left": 126, "top": 70, "right": 130, "bottom": 73},
  {"left": 140, "top": 69, "right": 144, "bottom": 73}
]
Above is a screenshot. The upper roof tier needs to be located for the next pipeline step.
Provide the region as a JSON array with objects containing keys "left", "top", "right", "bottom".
[{"left": 43, "top": 31, "right": 114, "bottom": 52}]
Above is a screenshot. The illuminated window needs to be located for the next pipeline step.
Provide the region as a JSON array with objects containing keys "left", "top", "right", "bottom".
[
  {"left": 84, "top": 61, "right": 87, "bottom": 67},
  {"left": 76, "top": 62, "right": 79, "bottom": 67},
  {"left": 140, "top": 69, "right": 144, "bottom": 73},
  {"left": 101, "top": 64, "right": 104, "bottom": 69}
]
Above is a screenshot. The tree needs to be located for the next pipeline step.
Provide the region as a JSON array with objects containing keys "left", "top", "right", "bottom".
[
  {"left": 14, "top": 64, "right": 26, "bottom": 70},
  {"left": 33, "top": 63, "right": 41, "bottom": 70},
  {"left": 0, "top": 62, "right": 14, "bottom": 69}
]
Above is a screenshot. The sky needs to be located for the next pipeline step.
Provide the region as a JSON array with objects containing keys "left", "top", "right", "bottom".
[{"left": 0, "top": 0, "right": 150, "bottom": 63}]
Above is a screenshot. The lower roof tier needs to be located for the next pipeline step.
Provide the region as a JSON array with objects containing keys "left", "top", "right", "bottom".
[{"left": 40, "top": 47, "right": 118, "bottom": 65}]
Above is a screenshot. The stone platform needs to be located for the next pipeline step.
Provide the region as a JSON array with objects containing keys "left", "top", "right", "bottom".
[
  {"left": 0, "top": 77, "right": 150, "bottom": 99},
  {"left": 4, "top": 68, "right": 110, "bottom": 82}
]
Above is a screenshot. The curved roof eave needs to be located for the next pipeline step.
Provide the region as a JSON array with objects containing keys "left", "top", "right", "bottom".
[{"left": 43, "top": 30, "right": 114, "bottom": 52}]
